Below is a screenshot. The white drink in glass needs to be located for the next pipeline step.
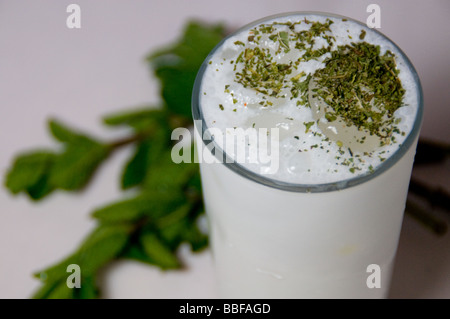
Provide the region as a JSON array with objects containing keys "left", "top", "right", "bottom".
[{"left": 192, "top": 12, "right": 423, "bottom": 298}]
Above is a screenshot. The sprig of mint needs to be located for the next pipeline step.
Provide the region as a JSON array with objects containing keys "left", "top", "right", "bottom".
[{"left": 4, "top": 21, "right": 225, "bottom": 299}]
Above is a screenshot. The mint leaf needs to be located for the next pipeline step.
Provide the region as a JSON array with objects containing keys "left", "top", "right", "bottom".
[
  {"left": 34, "top": 253, "right": 78, "bottom": 282},
  {"left": 77, "top": 224, "right": 131, "bottom": 276},
  {"left": 49, "top": 119, "right": 95, "bottom": 144},
  {"left": 33, "top": 275, "right": 99, "bottom": 299},
  {"left": 157, "top": 203, "right": 192, "bottom": 249},
  {"left": 143, "top": 147, "right": 198, "bottom": 192},
  {"left": 140, "top": 232, "right": 180, "bottom": 269},
  {"left": 49, "top": 142, "right": 110, "bottom": 191},
  {"left": 121, "top": 141, "right": 150, "bottom": 189},
  {"left": 4, "top": 151, "right": 56, "bottom": 196},
  {"left": 5, "top": 120, "right": 111, "bottom": 199},
  {"left": 148, "top": 21, "right": 225, "bottom": 118},
  {"left": 185, "top": 170, "right": 203, "bottom": 198},
  {"left": 121, "top": 126, "right": 170, "bottom": 189},
  {"left": 32, "top": 280, "right": 61, "bottom": 299},
  {"left": 155, "top": 203, "right": 207, "bottom": 253},
  {"left": 45, "top": 280, "right": 75, "bottom": 299},
  {"left": 182, "top": 217, "right": 208, "bottom": 252},
  {"left": 92, "top": 196, "right": 152, "bottom": 223},
  {"left": 92, "top": 191, "right": 186, "bottom": 224},
  {"left": 158, "top": 203, "right": 207, "bottom": 252},
  {"left": 121, "top": 243, "right": 156, "bottom": 265},
  {"left": 32, "top": 252, "right": 79, "bottom": 299},
  {"left": 33, "top": 225, "right": 130, "bottom": 293},
  {"left": 46, "top": 119, "right": 111, "bottom": 191},
  {"left": 31, "top": 224, "right": 128, "bottom": 299},
  {"left": 26, "top": 172, "right": 55, "bottom": 200},
  {"left": 6, "top": 20, "right": 224, "bottom": 299},
  {"left": 103, "top": 108, "right": 166, "bottom": 132},
  {"left": 77, "top": 275, "right": 99, "bottom": 299},
  {"left": 104, "top": 108, "right": 173, "bottom": 190}
]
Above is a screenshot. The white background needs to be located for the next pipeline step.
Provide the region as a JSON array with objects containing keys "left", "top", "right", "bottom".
[{"left": 0, "top": 0, "right": 449, "bottom": 298}]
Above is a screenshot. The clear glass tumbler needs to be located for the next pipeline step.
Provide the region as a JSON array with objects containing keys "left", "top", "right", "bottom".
[{"left": 192, "top": 12, "right": 423, "bottom": 298}]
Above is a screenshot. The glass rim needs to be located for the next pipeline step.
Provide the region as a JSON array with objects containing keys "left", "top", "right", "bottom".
[{"left": 192, "top": 11, "right": 424, "bottom": 193}]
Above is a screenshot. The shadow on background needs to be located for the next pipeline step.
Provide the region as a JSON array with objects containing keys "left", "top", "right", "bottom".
[{"left": 390, "top": 197, "right": 450, "bottom": 298}]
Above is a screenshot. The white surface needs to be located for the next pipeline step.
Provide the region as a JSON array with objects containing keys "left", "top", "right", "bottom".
[{"left": 0, "top": 0, "right": 449, "bottom": 299}]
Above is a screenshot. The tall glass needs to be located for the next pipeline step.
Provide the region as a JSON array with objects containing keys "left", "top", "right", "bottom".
[{"left": 192, "top": 12, "right": 423, "bottom": 298}]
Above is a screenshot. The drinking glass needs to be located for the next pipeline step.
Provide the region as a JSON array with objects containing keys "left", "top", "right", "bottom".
[{"left": 192, "top": 12, "right": 423, "bottom": 298}]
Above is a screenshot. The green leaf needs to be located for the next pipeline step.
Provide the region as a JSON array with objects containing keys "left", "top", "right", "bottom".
[
  {"left": 35, "top": 224, "right": 131, "bottom": 284},
  {"left": 121, "top": 243, "right": 156, "bottom": 266},
  {"left": 45, "top": 280, "right": 76, "bottom": 299},
  {"left": 32, "top": 225, "right": 128, "bottom": 299},
  {"left": 77, "top": 275, "right": 99, "bottom": 299},
  {"left": 143, "top": 148, "right": 199, "bottom": 192},
  {"left": 5, "top": 120, "right": 111, "bottom": 199},
  {"left": 121, "top": 126, "right": 170, "bottom": 189},
  {"left": 48, "top": 119, "right": 86, "bottom": 143},
  {"left": 33, "top": 253, "right": 80, "bottom": 299},
  {"left": 77, "top": 224, "right": 131, "bottom": 276},
  {"left": 182, "top": 218, "right": 208, "bottom": 252},
  {"left": 157, "top": 204, "right": 192, "bottom": 250},
  {"left": 12, "top": 19, "right": 217, "bottom": 299},
  {"left": 48, "top": 119, "right": 100, "bottom": 145},
  {"left": 156, "top": 203, "right": 191, "bottom": 228},
  {"left": 184, "top": 171, "right": 203, "bottom": 202},
  {"left": 49, "top": 142, "right": 110, "bottom": 191},
  {"left": 148, "top": 21, "right": 225, "bottom": 118},
  {"left": 159, "top": 219, "right": 192, "bottom": 251},
  {"left": 186, "top": 171, "right": 202, "bottom": 191},
  {"left": 103, "top": 108, "right": 165, "bottom": 132},
  {"left": 140, "top": 232, "right": 180, "bottom": 270},
  {"left": 32, "top": 280, "right": 61, "bottom": 299},
  {"left": 4, "top": 151, "right": 56, "bottom": 196},
  {"left": 92, "top": 191, "right": 186, "bottom": 224},
  {"left": 121, "top": 141, "right": 150, "bottom": 189},
  {"left": 92, "top": 196, "right": 151, "bottom": 223},
  {"left": 159, "top": 202, "right": 208, "bottom": 253},
  {"left": 46, "top": 119, "right": 112, "bottom": 191},
  {"left": 26, "top": 173, "right": 54, "bottom": 200}
]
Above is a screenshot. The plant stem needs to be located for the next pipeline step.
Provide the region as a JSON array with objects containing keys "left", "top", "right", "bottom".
[
  {"left": 109, "top": 134, "right": 146, "bottom": 149},
  {"left": 107, "top": 115, "right": 193, "bottom": 151},
  {"left": 108, "top": 128, "right": 156, "bottom": 151}
]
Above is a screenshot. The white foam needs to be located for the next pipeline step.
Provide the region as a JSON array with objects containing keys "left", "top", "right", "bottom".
[{"left": 199, "top": 14, "right": 419, "bottom": 185}]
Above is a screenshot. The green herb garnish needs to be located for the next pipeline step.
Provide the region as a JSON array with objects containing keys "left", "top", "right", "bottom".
[
  {"left": 233, "top": 19, "right": 335, "bottom": 100},
  {"left": 359, "top": 29, "right": 367, "bottom": 40},
  {"left": 303, "top": 121, "right": 315, "bottom": 133},
  {"left": 311, "top": 42, "right": 405, "bottom": 141},
  {"left": 4, "top": 21, "right": 225, "bottom": 299}
]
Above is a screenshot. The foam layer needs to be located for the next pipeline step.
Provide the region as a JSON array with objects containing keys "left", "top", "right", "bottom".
[{"left": 199, "top": 13, "right": 419, "bottom": 185}]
